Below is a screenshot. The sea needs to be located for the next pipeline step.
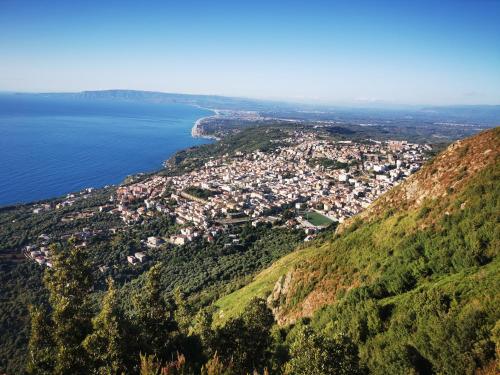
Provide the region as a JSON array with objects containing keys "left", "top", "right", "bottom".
[{"left": 0, "top": 94, "right": 212, "bottom": 206}]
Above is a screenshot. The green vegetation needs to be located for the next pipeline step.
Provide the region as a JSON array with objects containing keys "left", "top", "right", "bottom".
[
  {"left": 0, "top": 261, "right": 46, "bottom": 373},
  {"left": 0, "top": 219, "right": 304, "bottom": 373},
  {"left": 83, "top": 278, "right": 130, "bottom": 374},
  {"left": 215, "top": 245, "right": 319, "bottom": 324},
  {"left": 2, "top": 127, "right": 499, "bottom": 374},
  {"left": 284, "top": 327, "right": 364, "bottom": 375},
  {"left": 307, "top": 157, "right": 348, "bottom": 170},
  {"left": 138, "top": 225, "right": 305, "bottom": 305},
  {"left": 304, "top": 211, "right": 334, "bottom": 227},
  {"left": 184, "top": 186, "right": 218, "bottom": 200},
  {"left": 164, "top": 126, "right": 290, "bottom": 175},
  {"left": 0, "top": 187, "right": 120, "bottom": 253},
  {"left": 215, "top": 129, "right": 500, "bottom": 373},
  {"left": 25, "top": 305, "right": 53, "bottom": 375},
  {"left": 299, "top": 161, "right": 500, "bottom": 374},
  {"left": 25, "top": 244, "right": 362, "bottom": 374}
]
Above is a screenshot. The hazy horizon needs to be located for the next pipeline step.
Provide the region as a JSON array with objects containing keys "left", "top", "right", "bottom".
[
  {"left": 1, "top": 0, "right": 500, "bottom": 105},
  {"left": 3, "top": 89, "right": 500, "bottom": 110}
]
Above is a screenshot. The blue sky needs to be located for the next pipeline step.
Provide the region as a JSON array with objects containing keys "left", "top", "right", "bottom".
[{"left": 1, "top": 0, "right": 499, "bottom": 105}]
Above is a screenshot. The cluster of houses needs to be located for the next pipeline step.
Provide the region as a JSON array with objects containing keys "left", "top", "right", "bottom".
[
  {"left": 32, "top": 187, "right": 97, "bottom": 214},
  {"left": 23, "top": 228, "right": 106, "bottom": 268},
  {"left": 127, "top": 251, "right": 147, "bottom": 265},
  {"left": 24, "top": 130, "right": 429, "bottom": 269},
  {"left": 112, "top": 131, "right": 430, "bottom": 244},
  {"left": 22, "top": 233, "right": 52, "bottom": 267}
]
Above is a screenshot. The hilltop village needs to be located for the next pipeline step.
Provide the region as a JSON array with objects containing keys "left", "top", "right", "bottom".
[{"left": 24, "top": 130, "right": 430, "bottom": 266}]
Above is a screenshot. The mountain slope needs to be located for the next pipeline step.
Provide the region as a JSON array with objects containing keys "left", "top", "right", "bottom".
[{"left": 215, "top": 127, "right": 500, "bottom": 373}]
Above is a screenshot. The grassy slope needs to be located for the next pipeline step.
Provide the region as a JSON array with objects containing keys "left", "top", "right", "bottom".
[
  {"left": 310, "top": 257, "right": 500, "bottom": 374},
  {"left": 214, "top": 245, "right": 320, "bottom": 324}
]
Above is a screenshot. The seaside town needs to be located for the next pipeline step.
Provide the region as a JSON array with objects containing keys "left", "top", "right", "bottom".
[{"left": 24, "top": 130, "right": 430, "bottom": 267}]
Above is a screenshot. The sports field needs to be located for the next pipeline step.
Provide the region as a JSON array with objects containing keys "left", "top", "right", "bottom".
[{"left": 304, "top": 211, "right": 334, "bottom": 227}]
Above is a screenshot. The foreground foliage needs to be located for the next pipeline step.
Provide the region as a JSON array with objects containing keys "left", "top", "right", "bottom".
[
  {"left": 26, "top": 246, "right": 362, "bottom": 374},
  {"left": 11, "top": 128, "right": 500, "bottom": 374}
]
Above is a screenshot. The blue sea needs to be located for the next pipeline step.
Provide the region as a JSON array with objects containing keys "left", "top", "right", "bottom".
[{"left": 0, "top": 94, "right": 212, "bottom": 206}]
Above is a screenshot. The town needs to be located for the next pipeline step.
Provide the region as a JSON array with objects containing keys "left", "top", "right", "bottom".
[
  {"left": 24, "top": 130, "right": 430, "bottom": 267},
  {"left": 114, "top": 131, "right": 430, "bottom": 252}
]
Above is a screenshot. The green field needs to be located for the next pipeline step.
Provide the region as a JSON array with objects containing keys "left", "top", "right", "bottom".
[{"left": 304, "top": 211, "right": 334, "bottom": 227}]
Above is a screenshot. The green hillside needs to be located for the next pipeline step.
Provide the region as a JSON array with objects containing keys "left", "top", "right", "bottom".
[
  {"left": 215, "top": 128, "right": 500, "bottom": 373},
  {"left": 215, "top": 244, "right": 321, "bottom": 323}
]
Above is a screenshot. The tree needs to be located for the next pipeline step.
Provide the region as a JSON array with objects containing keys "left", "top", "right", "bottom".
[
  {"left": 284, "top": 327, "right": 363, "bottom": 375},
  {"left": 83, "top": 277, "right": 130, "bottom": 374},
  {"left": 139, "top": 353, "right": 188, "bottom": 375},
  {"left": 160, "top": 352, "right": 188, "bottom": 375},
  {"left": 201, "top": 352, "right": 234, "bottom": 375},
  {"left": 132, "top": 263, "right": 179, "bottom": 361},
  {"left": 139, "top": 354, "right": 161, "bottom": 375},
  {"left": 212, "top": 298, "right": 274, "bottom": 374},
  {"left": 192, "top": 306, "right": 216, "bottom": 356},
  {"left": 44, "top": 243, "right": 94, "bottom": 375},
  {"left": 239, "top": 297, "right": 275, "bottom": 371},
  {"left": 174, "top": 288, "right": 193, "bottom": 334},
  {"left": 26, "top": 305, "right": 54, "bottom": 375}
]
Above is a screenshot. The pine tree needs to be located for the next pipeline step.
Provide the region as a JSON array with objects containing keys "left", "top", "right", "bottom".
[
  {"left": 132, "top": 263, "right": 179, "bottom": 362},
  {"left": 284, "top": 327, "right": 363, "bottom": 375},
  {"left": 83, "top": 277, "right": 129, "bottom": 374},
  {"left": 192, "top": 306, "right": 216, "bottom": 357},
  {"left": 45, "top": 243, "right": 94, "bottom": 375},
  {"left": 239, "top": 297, "right": 275, "bottom": 372},
  {"left": 26, "top": 305, "right": 54, "bottom": 375},
  {"left": 211, "top": 298, "right": 274, "bottom": 374},
  {"left": 174, "top": 288, "right": 192, "bottom": 334},
  {"left": 201, "top": 352, "right": 234, "bottom": 375},
  {"left": 139, "top": 354, "right": 161, "bottom": 375}
]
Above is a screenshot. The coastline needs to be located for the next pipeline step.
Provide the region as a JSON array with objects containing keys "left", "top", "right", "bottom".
[
  {"left": 0, "top": 100, "right": 216, "bottom": 209},
  {"left": 191, "top": 107, "right": 221, "bottom": 140}
]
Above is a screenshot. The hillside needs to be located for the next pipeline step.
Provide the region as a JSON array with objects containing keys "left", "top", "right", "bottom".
[{"left": 215, "top": 127, "right": 500, "bottom": 373}]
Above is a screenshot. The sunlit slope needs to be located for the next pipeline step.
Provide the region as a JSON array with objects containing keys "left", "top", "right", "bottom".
[{"left": 215, "top": 128, "right": 500, "bottom": 326}]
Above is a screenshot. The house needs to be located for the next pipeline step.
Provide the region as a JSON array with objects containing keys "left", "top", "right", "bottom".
[
  {"left": 376, "top": 174, "right": 389, "bottom": 182},
  {"left": 30, "top": 250, "right": 42, "bottom": 258},
  {"left": 38, "top": 233, "right": 51, "bottom": 243},
  {"left": 180, "top": 227, "right": 194, "bottom": 236},
  {"left": 127, "top": 255, "right": 138, "bottom": 265},
  {"left": 25, "top": 245, "right": 36, "bottom": 252},
  {"left": 338, "top": 173, "right": 349, "bottom": 182},
  {"left": 147, "top": 236, "right": 163, "bottom": 248},
  {"left": 99, "top": 265, "right": 109, "bottom": 273},
  {"left": 169, "top": 235, "right": 187, "bottom": 246},
  {"left": 135, "top": 252, "right": 147, "bottom": 262}
]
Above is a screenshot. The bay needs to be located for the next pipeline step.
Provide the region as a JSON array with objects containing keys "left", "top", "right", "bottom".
[{"left": 0, "top": 94, "right": 212, "bottom": 206}]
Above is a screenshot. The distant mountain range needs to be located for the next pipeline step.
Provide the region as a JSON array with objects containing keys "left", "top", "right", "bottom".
[
  {"left": 37, "top": 89, "right": 290, "bottom": 111},
  {"left": 24, "top": 89, "right": 500, "bottom": 124}
]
